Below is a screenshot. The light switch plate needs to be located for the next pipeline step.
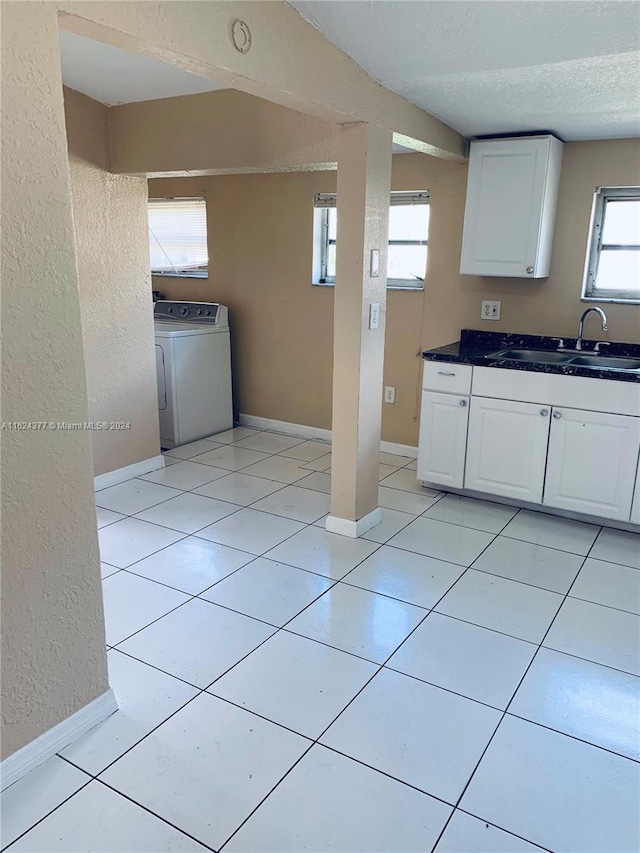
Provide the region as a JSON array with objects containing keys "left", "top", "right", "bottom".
[
  {"left": 370, "top": 249, "right": 380, "bottom": 277},
  {"left": 369, "top": 302, "right": 380, "bottom": 330}
]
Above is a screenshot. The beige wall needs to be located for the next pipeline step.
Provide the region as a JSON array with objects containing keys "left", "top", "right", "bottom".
[
  {"left": 1, "top": 4, "right": 108, "bottom": 760},
  {"left": 151, "top": 139, "right": 640, "bottom": 448},
  {"left": 110, "top": 89, "right": 340, "bottom": 176},
  {"left": 64, "top": 88, "right": 160, "bottom": 477}
]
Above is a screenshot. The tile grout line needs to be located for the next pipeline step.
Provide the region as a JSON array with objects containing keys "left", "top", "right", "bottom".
[
  {"left": 216, "top": 518, "right": 510, "bottom": 850},
  {"left": 100, "top": 446, "right": 430, "bottom": 543},
  {"left": 79, "top": 510, "right": 390, "bottom": 787},
  {"left": 98, "top": 513, "right": 395, "bottom": 847},
  {"left": 104, "top": 475, "right": 635, "bottom": 702},
  {"left": 19, "top": 528, "right": 635, "bottom": 847},
  {"left": 501, "top": 711, "right": 640, "bottom": 765},
  {"left": 36, "top": 532, "right": 392, "bottom": 849},
  {"left": 1, "top": 777, "right": 96, "bottom": 852},
  {"left": 106, "top": 503, "right": 351, "bottom": 647},
  {"left": 427, "top": 533, "right": 602, "bottom": 852},
  {"left": 84, "top": 432, "right": 637, "bottom": 850}
]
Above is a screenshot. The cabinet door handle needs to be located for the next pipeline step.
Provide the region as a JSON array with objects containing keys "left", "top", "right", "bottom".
[
  {"left": 438, "top": 371, "right": 456, "bottom": 377},
  {"left": 553, "top": 411, "right": 562, "bottom": 419},
  {"left": 526, "top": 266, "right": 534, "bottom": 274},
  {"left": 540, "top": 409, "right": 549, "bottom": 416},
  {"left": 459, "top": 399, "right": 468, "bottom": 407}
]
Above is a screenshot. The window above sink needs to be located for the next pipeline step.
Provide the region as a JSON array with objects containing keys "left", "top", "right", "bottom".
[{"left": 582, "top": 186, "right": 640, "bottom": 304}]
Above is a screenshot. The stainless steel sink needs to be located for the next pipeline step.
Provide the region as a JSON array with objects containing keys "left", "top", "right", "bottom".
[
  {"left": 489, "top": 348, "right": 640, "bottom": 372},
  {"left": 490, "top": 349, "right": 574, "bottom": 364},
  {"left": 568, "top": 355, "right": 640, "bottom": 371}
]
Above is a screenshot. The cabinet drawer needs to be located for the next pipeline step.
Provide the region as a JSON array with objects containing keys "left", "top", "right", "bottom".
[{"left": 423, "top": 361, "right": 472, "bottom": 395}]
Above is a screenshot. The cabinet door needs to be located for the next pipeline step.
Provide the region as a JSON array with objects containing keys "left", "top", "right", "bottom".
[
  {"left": 417, "top": 391, "right": 469, "bottom": 488},
  {"left": 631, "top": 462, "right": 640, "bottom": 526},
  {"left": 460, "top": 136, "right": 562, "bottom": 278},
  {"left": 544, "top": 408, "right": 640, "bottom": 521},
  {"left": 465, "top": 397, "right": 550, "bottom": 501}
]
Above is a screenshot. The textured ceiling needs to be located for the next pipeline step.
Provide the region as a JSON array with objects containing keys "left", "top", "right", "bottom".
[
  {"left": 289, "top": 0, "right": 640, "bottom": 141},
  {"left": 59, "top": 31, "right": 226, "bottom": 106}
]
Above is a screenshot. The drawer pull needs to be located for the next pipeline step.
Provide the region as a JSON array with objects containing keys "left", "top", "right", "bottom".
[
  {"left": 540, "top": 409, "right": 549, "bottom": 417},
  {"left": 459, "top": 399, "right": 468, "bottom": 407},
  {"left": 437, "top": 371, "right": 456, "bottom": 377}
]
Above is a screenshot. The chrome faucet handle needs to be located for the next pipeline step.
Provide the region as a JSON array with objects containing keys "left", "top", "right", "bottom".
[
  {"left": 550, "top": 338, "right": 566, "bottom": 350},
  {"left": 593, "top": 341, "right": 611, "bottom": 354}
]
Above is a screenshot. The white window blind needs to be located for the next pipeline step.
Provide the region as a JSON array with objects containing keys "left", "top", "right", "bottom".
[
  {"left": 314, "top": 191, "right": 430, "bottom": 208},
  {"left": 148, "top": 198, "right": 208, "bottom": 278}
]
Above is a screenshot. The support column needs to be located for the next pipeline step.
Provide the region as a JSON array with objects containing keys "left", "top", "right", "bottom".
[{"left": 326, "top": 123, "right": 392, "bottom": 538}]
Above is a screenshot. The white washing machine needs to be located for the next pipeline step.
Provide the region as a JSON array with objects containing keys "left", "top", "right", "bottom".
[{"left": 154, "top": 301, "right": 233, "bottom": 448}]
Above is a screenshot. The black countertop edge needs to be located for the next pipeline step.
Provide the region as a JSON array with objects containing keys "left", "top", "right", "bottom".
[{"left": 422, "top": 329, "right": 640, "bottom": 384}]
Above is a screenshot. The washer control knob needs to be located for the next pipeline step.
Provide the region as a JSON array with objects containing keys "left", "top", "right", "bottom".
[{"left": 180, "top": 306, "right": 189, "bottom": 317}]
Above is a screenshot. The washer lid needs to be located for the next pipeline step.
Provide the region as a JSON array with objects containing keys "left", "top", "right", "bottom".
[{"left": 154, "top": 320, "right": 224, "bottom": 337}]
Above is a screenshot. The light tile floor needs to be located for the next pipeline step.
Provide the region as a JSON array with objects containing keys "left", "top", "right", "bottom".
[{"left": 3, "top": 425, "right": 640, "bottom": 852}]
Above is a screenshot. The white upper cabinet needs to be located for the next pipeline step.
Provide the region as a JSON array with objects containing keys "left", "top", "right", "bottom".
[{"left": 460, "top": 135, "right": 564, "bottom": 278}]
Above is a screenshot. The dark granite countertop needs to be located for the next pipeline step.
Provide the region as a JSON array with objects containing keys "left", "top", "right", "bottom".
[{"left": 423, "top": 329, "right": 640, "bottom": 384}]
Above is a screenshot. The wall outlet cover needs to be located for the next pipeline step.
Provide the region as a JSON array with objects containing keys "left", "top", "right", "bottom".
[
  {"left": 481, "top": 300, "right": 501, "bottom": 320},
  {"left": 384, "top": 386, "right": 396, "bottom": 404}
]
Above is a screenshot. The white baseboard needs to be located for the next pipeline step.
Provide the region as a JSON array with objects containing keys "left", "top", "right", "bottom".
[
  {"left": 239, "top": 414, "right": 331, "bottom": 443},
  {"left": 326, "top": 507, "right": 382, "bottom": 538},
  {"left": 380, "top": 440, "right": 418, "bottom": 459},
  {"left": 94, "top": 455, "right": 165, "bottom": 491},
  {"left": 238, "top": 414, "right": 416, "bottom": 458},
  {"left": 0, "top": 689, "right": 118, "bottom": 791}
]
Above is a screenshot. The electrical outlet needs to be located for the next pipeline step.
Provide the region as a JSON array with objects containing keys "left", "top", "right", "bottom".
[
  {"left": 481, "top": 300, "right": 501, "bottom": 321},
  {"left": 384, "top": 386, "right": 396, "bottom": 404}
]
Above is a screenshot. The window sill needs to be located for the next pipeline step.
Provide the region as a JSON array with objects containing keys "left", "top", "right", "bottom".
[
  {"left": 152, "top": 271, "right": 208, "bottom": 280},
  {"left": 582, "top": 293, "right": 640, "bottom": 305}
]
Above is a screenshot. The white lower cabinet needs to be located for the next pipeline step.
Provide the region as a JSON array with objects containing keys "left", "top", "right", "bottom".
[
  {"left": 419, "top": 361, "right": 640, "bottom": 525},
  {"left": 464, "top": 397, "right": 551, "bottom": 502},
  {"left": 631, "top": 477, "right": 640, "bottom": 526},
  {"left": 417, "top": 390, "right": 469, "bottom": 488},
  {"left": 543, "top": 408, "right": 640, "bottom": 521}
]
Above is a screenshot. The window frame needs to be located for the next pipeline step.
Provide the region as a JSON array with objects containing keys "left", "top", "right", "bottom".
[
  {"left": 148, "top": 196, "right": 209, "bottom": 279},
  {"left": 313, "top": 191, "right": 430, "bottom": 291},
  {"left": 582, "top": 186, "right": 640, "bottom": 304}
]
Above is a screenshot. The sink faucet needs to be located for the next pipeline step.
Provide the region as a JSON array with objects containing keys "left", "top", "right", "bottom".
[{"left": 576, "top": 307, "right": 608, "bottom": 351}]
